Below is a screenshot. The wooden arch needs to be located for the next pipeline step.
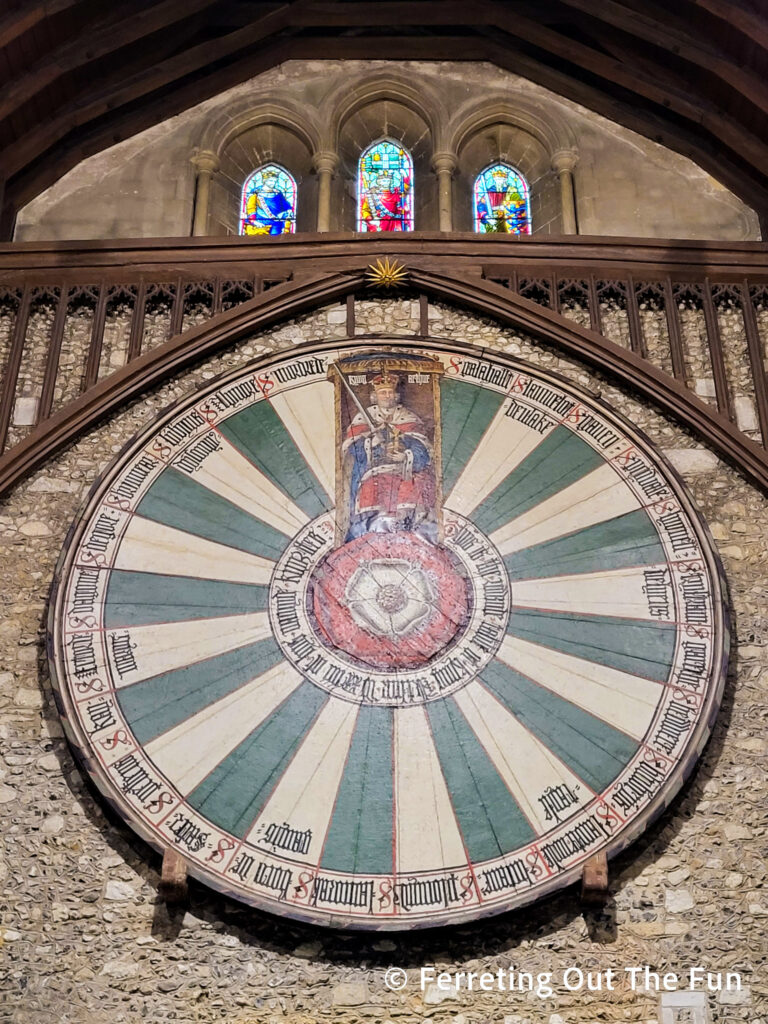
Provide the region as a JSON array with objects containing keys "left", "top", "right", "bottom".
[{"left": 1, "top": 261, "right": 767, "bottom": 498}]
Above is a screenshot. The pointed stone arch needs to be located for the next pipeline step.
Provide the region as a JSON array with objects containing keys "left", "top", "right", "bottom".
[
  {"left": 447, "top": 95, "right": 577, "bottom": 162},
  {"left": 320, "top": 72, "right": 446, "bottom": 151},
  {"left": 198, "top": 95, "right": 321, "bottom": 159}
]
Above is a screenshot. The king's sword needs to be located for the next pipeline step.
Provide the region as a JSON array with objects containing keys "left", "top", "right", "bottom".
[{"left": 331, "top": 363, "right": 403, "bottom": 442}]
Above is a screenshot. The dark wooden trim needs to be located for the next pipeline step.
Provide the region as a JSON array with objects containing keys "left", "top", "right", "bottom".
[
  {"left": 587, "top": 274, "right": 601, "bottom": 334},
  {"left": 126, "top": 279, "right": 147, "bottom": 363},
  {"left": 0, "top": 284, "right": 32, "bottom": 454},
  {"left": 688, "top": 0, "right": 768, "bottom": 52},
  {"left": 169, "top": 276, "right": 184, "bottom": 339},
  {"left": 2, "top": 263, "right": 768, "bottom": 500},
  {"left": 159, "top": 847, "right": 188, "bottom": 905},
  {"left": 0, "top": 272, "right": 362, "bottom": 494},
  {"left": 625, "top": 274, "right": 646, "bottom": 358},
  {"left": 82, "top": 282, "right": 108, "bottom": 392},
  {"left": 419, "top": 293, "right": 429, "bottom": 336},
  {"left": 345, "top": 292, "right": 355, "bottom": 337},
  {"left": 701, "top": 277, "right": 733, "bottom": 421},
  {"left": 0, "top": 202, "right": 16, "bottom": 246},
  {"left": 549, "top": 273, "right": 559, "bottom": 315},
  {"left": 663, "top": 276, "right": 687, "bottom": 382},
  {"left": 0, "top": 0, "right": 220, "bottom": 127},
  {"left": 0, "top": 0, "right": 82, "bottom": 49},
  {"left": 410, "top": 267, "right": 768, "bottom": 489},
  {"left": 740, "top": 279, "right": 768, "bottom": 446},
  {"left": 37, "top": 285, "right": 70, "bottom": 424},
  {"left": 211, "top": 277, "right": 223, "bottom": 317},
  {"left": 0, "top": 235, "right": 766, "bottom": 278}
]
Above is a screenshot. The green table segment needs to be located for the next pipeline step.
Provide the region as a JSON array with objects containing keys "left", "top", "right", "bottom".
[{"left": 49, "top": 341, "right": 727, "bottom": 929}]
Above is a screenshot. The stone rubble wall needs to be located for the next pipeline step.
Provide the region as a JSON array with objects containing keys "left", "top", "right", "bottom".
[{"left": 0, "top": 300, "right": 766, "bottom": 1024}]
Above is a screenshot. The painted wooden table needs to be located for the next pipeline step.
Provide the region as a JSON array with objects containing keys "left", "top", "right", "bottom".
[{"left": 49, "top": 340, "right": 727, "bottom": 929}]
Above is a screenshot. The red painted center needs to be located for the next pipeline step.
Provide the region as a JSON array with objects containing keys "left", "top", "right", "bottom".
[{"left": 310, "top": 532, "right": 470, "bottom": 671}]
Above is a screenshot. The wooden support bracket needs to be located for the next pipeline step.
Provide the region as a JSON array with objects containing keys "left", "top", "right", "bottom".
[
  {"left": 159, "top": 847, "right": 188, "bottom": 905},
  {"left": 581, "top": 851, "right": 609, "bottom": 905}
]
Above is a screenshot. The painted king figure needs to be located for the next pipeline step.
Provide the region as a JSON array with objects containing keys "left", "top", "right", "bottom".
[{"left": 342, "top": 371, "right": 435, "bottom": 540}]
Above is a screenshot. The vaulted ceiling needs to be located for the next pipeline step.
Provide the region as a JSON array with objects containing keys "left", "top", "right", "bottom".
[{"left": 1, "top": 0, "right": 767, "bottom": 238}]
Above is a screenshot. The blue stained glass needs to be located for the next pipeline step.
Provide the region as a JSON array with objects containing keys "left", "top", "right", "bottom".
[
  {"left": 358, "top": 140, "right": 414, "bottom": 232},
  {"left": 240, "top": 164, "right": 297, "bottom": 236},
  {"left": 473, "top": 163, "right": 531, "bottom": 234}
]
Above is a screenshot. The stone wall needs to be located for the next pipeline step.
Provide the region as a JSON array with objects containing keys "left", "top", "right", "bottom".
[
  {"left": 13, "top": 61, "right": 760, "bottom": 242},
  {"left": 0, "top": 299, "right": 766, "bottom": 1024}
]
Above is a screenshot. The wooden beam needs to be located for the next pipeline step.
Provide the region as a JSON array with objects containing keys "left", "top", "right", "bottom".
[
  {"left": 0, "top": 0, "right": 83, "bottom": 50},
  {"left": 701, "top": 277, "right": 734, "bottom": 423},
  {"left": 4, "top": 24, "right": 768, "bottom": 217},
  {"left": 472, "top": 32, "right": 768, "bottom": 213},
  {"left": 279, "top": 0, "right": 499, "bottom": 27},
  {"left": 554, "top": 0, "right": 768, "bottom": 118},
  {"left": 0, "top": 0, "right": 222, "bottom": 127},
  {"left": 82, "top": 281, "right": 108, "bottom": 391},
  {"left": 1, "top": 233, "right": 767, "bottom": 278},
  {"left": 472, "top": 13, "right": 768, "bottom": 176},
  {"left": 741, "top": 280, "right": 768, "bottom": 448},
  {"left": 37, "top": 284, "right": 69, "bottom": 423},
  {"left": 3, "top": 1, "right": 314, "bottom": 177},
  {"left": 471, "top": 33, "right": 768, "bottom": 215},
  {"left": 158, "top": 847, "right": 188, "bottom": 905},
  {"left": 8, "top": 0, "right": 766, "bottom": 178},
  {"left": 0, "top": 284, "right": 32, "bottom": 455},
  {"left": 4, "top": 30, "right": 303, "bottom": 208},
  {"left": 127, "top": 279, "right": 147, "bottom": 363},
  {"left": 0, "top": 202, "right": 16, "bottom": 244},
  {"left": 663, "top": 276, "right": 687, "bottom": 382},
  {"left": 581, "top": 851, "right": 609, "bottom": 904},
  {"left": 2, "top": 32, "right": 756, "bottom": 198},
  {"left": 686, "top": 0, "right": 768, "bottom": 53}
]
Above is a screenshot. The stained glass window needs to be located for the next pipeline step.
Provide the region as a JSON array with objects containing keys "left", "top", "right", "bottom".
[
  {"left": 239, "top": 164, "right": 297, "bottom": 236},
  {"left": 473, "top": 163, "right": 531, "bottom": 234},
  {"left": 358, "top": 140, "right": 414, "bottom": 232}
]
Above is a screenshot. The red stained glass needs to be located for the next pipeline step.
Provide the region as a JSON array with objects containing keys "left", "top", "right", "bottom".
[{"left": 358, "top": 140, "right": 414, "bottom": 232}]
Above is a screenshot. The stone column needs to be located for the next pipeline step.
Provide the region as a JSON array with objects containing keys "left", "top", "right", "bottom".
[
  {"left": 431, "top": 152, "right": 458, "bottom": 232},
  {"left": 313, "top": 151, "right": 339, "bottom": 233},
  {"left": 552, "top": 150, "right": 579, "bottom": 234},
  {"left": 190, "top": 150, "right": 219, "bottom": 237}
]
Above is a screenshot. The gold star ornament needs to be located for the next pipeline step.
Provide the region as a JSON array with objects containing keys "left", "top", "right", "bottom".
[{"left": 365, "top": 257, "right": 409, "bottom": 289}]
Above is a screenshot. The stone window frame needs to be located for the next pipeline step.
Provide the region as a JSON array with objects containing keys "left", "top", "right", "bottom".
[{"left": 193, "top": 74, "right": 579, "bottom": 234}]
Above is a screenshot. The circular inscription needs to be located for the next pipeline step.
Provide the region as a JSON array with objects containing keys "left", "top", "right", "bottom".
[
  {"left": 49, "top": 341, "right": 728, "bottom": 929},
  {"left": 270, "top": 510, "right": 508, "bottom": 703}
]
